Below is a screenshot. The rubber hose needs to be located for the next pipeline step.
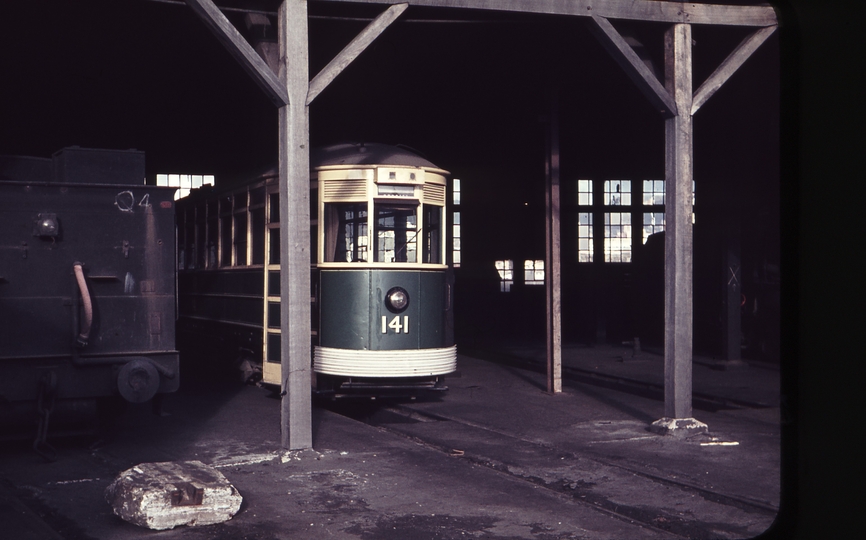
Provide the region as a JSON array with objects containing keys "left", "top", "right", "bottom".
[{"left": 73, "top": 263, "right": 92, "bottom": 344}]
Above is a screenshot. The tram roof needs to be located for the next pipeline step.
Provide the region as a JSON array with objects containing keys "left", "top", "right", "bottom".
[{"left": 311, "top": 143, "right": 446, "bottom": 172}]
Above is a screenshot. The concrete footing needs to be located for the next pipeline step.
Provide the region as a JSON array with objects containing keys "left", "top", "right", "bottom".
[
  {"left": 649, "top": 417, "right": 708, "bottom": 438},
  {"left": 105, "top": 460, "right": 242, "bottom": 530}
]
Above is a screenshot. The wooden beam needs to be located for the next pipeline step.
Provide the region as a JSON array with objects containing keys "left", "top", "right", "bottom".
[
  {"left": 311, "top": 0, "right": 777, "bottom": 27},
  {"left": 185, "top": 0, "right": 289, "bottom": 107},
  {"left": 691, "top": 25, "right": 777, "bottom": 114},
  {"left": 278, "top": 0, "right": 313, "bottom": 451},
  {"left": 662, "top": 23, "right": 694, "bottom": 421},
  {"left": 587, "top": 15, "right": 677, "bottom": 117},
  {"left": 544, "top": 89, "right": 562, "bottom": 395},
  {"left": 307, "top": 3, "right": 408, "bottom": 105}
]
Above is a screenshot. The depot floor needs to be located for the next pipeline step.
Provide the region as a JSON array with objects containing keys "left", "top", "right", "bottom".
[{"left": 1, "top": 344, "right": 785, "bottom": 540}]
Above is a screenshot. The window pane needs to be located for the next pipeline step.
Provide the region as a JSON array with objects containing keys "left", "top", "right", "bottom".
[
  {"left": 423, "top": 204, "right": 442, "bottom": 264},
  {"left": 604, "top": 212, "right": 632, "bottom": 263},
  {"left": 269, "top": 227, "right": 280, "bottom": 265},
  {"left": 251, "top": 207, "right": 265, "bottom": 264},
  {"left": 375, "top": 204, "right": 417, "bottom": 263},
  {"left": 643, "top": 212, "right": 665, "bottom": 243},
  {"left": 324, "top": 203, "right": 368, "bottom": 262},
  {"left": 234, "top": 213, "right": 247, "bottom": 266},
  {"left": 269, "top": 192, "right": 280, "bottom": 224},
  {"left": 578, "top": 179, "right": 592, "bottom": 206},
  {"left": 524, "top": 259, "right": 544, "bottom": 285},
  {"left": 643, "top": 179, "right": 665, "bottom": 205},
  {"left": 604, "top": 180, "right": 631, "bottom": 206},
  {"left": 495, "top": 260, "right": 514, "bottom": 292},
  {"left": 220, "top": 215, "right": 232, "bottom": 266}
]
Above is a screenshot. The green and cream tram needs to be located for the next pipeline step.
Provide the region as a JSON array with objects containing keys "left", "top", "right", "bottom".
[{"left": 176, "top": 143, "right": 456, "bottom": 397}]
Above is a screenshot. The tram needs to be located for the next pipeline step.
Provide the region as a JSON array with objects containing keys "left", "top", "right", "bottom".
[{"left": 175, "top": 143, "right": 456, "bottom": 397}]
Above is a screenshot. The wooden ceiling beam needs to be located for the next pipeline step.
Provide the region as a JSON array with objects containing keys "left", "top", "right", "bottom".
[
  {"left": 588, "top": 14, "right": 677, "bottom": 117},
  {"left": 307, "top": 3, "right": 408, "bottom": 105},
  {"left": 311, "top": 0, "right": 777, "bottom": 27},
  {"left": 691, "top": 25, "right": 777, "bottom": 114},
  {"left": 185, "top": 0, "right": 289, "bottom": 106}
]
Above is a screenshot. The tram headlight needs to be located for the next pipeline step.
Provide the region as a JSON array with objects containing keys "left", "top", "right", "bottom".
[{"left": 385, "top": 287, "right": 409, "bottom": 313}]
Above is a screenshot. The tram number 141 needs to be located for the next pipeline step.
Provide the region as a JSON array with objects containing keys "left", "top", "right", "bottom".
[{"left": 381, "top": 315, "right": 410, "bottom": 334}]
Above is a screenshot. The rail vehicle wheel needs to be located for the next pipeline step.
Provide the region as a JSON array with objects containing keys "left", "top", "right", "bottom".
[{"left": 117, "top": 358, "right": 161, "bottom": 403}]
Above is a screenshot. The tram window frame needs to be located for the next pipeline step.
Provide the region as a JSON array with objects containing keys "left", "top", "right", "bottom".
[
  {"left": 195, "top": 205, "right": 207, "bottom": 270},
  {"left": 374, "top": 202, "right": 419, "bottom": 264},
  {"left": 267, "top": 189, "right": 280, "bottom": 265},
  {"left": 234, "top": 211, "right": 248, "bottom": 266},
  {"left": 177, "top": 209, "right": 186, "bottom": 270},
  {"left": 324, "top": 202, "right": 369, "bottom": 263},
  {"left": 452, "top": 178, "right": 461, "bottom": 267},
  {"left": 219, "top": 195, "right": 233, "bottom": 267},
  {"left": 184, "top": 209, "right": 197, "bottom": 269},
  {"left": 206, "top": 200, "right": 218, "bottom": 269},
  {"left": 250, "top": 187, "right": 266, "bottom": 266},
  {"left": 423, "top": 204, "right": 442, "bottom": 264}
]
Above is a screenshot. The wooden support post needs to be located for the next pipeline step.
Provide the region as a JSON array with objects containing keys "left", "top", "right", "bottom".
[
  {"left": 277, "top": 0, "right": 312, "bottom": 450},
  {"left": 545, "top": 89, "right": 562, "bottom": 394},
  {"left": 651, "top": 23, "right": 707, "bottom": 437}
]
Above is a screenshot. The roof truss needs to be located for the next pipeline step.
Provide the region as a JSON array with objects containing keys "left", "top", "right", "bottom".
[{"left": 311, "top": 0, "right": 778, "bottom": 26}]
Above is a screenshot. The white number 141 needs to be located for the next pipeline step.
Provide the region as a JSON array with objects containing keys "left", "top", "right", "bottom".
[{"left": 382, "top": 315, "right": 409, "bottom": 334}]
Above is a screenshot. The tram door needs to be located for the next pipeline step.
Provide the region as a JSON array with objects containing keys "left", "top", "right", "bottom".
[{"left": 262, "top": 183, "right": 282, "bottom": 385}]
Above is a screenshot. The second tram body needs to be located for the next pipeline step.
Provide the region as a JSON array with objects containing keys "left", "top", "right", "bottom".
[{"left": 176, "top": 143, "right": 456, "bottom": 397}]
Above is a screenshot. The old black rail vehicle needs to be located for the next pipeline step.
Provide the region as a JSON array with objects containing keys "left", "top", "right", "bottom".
[{"left": 0, "top": 147, "right": 180, "bottom": 457}]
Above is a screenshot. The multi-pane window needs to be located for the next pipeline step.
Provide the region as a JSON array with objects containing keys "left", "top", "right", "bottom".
[
  {"left": 643, "top": 212, "right": 665, "bottom": 242},
  {"left": 643, "top": 179, "right": 665, "bottom": 243},
  {"left": 568, "top": 178, "right": 696, "bottom": 262},
  {"left": 604, "top": 180, "right": 632, "bottom": 262},
  {"left": 156, "top": 173, "right": 214, "bottom": 200},
  {"left": 604, "top": 213, "right": 632, "bottom": 262},
  {"left": 604, "top": 180, "right": 631, "bottom": 206},
  {"left": 495, "top": 260, "right": 514, "bottom": 292},
  {"left": 524, "top": 259, "right": 544, "bottom": 285},
  {"left": 452, "top": 178, "right": 461, "bottom": 267},
  {"left": 643, "top": 180, "right": 665, "bottom": 205},
  {"left": 576, "top": 179, "right": 594, "bottom": 262}
]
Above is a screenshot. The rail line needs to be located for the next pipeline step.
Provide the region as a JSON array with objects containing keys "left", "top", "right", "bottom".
[{"left": 327, "top": 400, "right": 778, "bottom": 540}]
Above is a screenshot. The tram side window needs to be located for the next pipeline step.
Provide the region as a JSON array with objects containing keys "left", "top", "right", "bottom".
[
  {"left": 375, "top": 203, "right": 417, "bottom": 263},
  {"left": 251, "top": 187, "right": 266, "bottom": 265},
  {"left": 220, "top": 214, "right": 232, "bottom": 266},
  {"left": 207, "top": 201, "right": 218, "bottom": 269},
  {"left": 251, "top": 206, "right": 265, "bottom": 265},
  {"left": 423, "top": 204, "right": 442, "bottom": 264},
  {"left": 177, "top": 210, "right": 186, "bottom": 270},
  {"left": 234, "top": 212, "right": 248, "bottom": 266},
  {"left": 185, "top": 211, "right": 196, "bottom": 269},
  {"left": 324, "top": 203, "right": 368, "bottom": 262},
  {"left": 196, "top": 207, "right": 206, "bottom": 270}
]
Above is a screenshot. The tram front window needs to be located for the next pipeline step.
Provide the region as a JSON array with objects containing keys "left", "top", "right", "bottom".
[
  {"left": 324, "top": 203, "right": 368, "bottom": 262},
  {"left": 375, "top": 203, "right": 418, "bottom": 263}
]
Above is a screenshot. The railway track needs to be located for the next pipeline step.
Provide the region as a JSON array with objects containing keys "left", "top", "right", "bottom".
[{"left": 327, "top": 400, "right": 779, "bottom": 540}]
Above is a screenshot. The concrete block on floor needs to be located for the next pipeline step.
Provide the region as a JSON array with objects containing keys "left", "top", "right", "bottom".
[
  {"left": 104, "top": 460, "right": 242, "bottom": 530},
  {"left": 649, "top": 417, "right": 709, "bottom": 438}
]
